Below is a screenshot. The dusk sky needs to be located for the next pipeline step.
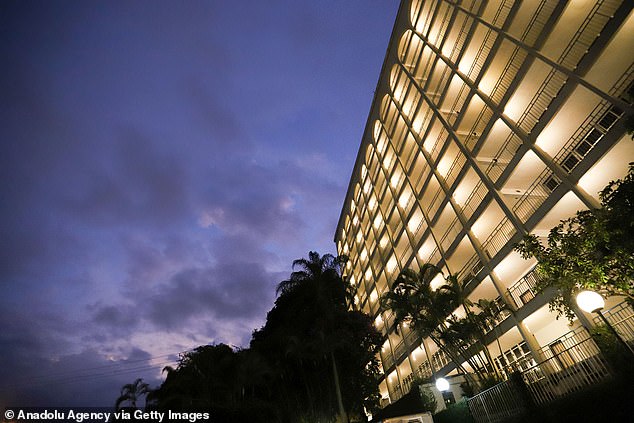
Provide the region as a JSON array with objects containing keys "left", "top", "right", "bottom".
[{"left": 0, "top": 0, "right": 398, "bottom": 407}]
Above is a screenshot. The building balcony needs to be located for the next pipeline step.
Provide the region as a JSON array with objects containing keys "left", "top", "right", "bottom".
[
  {"left": 520, "top": 329, "right": 611, "bottom": 405},
  {"left": 507, "top": 267, "right": 541, "bottom": 309}
]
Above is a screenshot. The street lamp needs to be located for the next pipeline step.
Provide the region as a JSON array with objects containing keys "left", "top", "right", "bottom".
[
  {"left": 575, "top": 290, "right": 634, "bottom": 357},
  {"left": 435, "top": 377, "right": 450, "bottom": 392}
]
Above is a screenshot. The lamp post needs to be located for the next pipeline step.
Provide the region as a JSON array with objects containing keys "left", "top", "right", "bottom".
[
  {"left": 575, "top": 290, "right": 634, "bottom": 357},
  {"left": 435, "top": 377, "right": 449, "bottom": 392}
]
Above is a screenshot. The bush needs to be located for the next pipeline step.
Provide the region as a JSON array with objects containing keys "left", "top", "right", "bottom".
[
  {"left": 433, "top": 399, "right": 474, "bottom": 423},
  {"left": 590, "top": 324, "right": 634, "bottom": 378},
  {"left": 419, "top": 387, "right": 437, "bottom": 413}
]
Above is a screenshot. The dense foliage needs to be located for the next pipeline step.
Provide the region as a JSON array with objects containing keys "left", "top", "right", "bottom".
[
  {"left": 136, "top": 252, "right": 381, "bottom": 423},
  {"left": 515, "top": 165, "right": 634, "bottom": 320},
  {"left": 251, "top": 252, "right": 382, "bottom": 422}
]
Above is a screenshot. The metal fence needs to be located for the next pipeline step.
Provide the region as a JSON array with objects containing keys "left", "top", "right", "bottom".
[
  {"left": 595, "top": 301, "right": 634, "bottom": 344},
  {"left": 520, "top": 336, "right": 611, "bottom": 405},
  {"left": 468, "top": 326, "right": 613, "bottom": 422},
  {"left": 467, "top": 379, "right": 527, "bottom": 423}
]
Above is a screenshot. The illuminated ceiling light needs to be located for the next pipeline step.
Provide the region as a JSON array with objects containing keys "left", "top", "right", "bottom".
[
  {"left": 452, "top": 187, "right": 466, "bottom": 206},
  {"left": 407, "top": 213, "right": 422, "bottom": 233},
  {"left": 399, "top": 191, "right": 411, "bottom": 208},
  {"left": 387, "top": 256, "right": 398, "bottom": 273},
  {"left": 376, "top": 136, "right": 387, "bottom": 155},
  {"left": 375, "top": 315, "right": 383, "bottom": 326},
  {"left": 418, "top": 239, "right": 433, "bottom": 260},
  {"left": 360, "top": 248, "right": 368, "bottom": 261},
  {"left": 430, "top": 273, "right": 445, "bottom": 290},
  {"left": 437, "top": 156, "right": 451, "bottom": 177},
  {"left": 363, "top": 179, "right": 371, "bottom": 194},
  {"left": 390, "top": 173, "right": 401, "bottom": 188},
  {"left": 374, "top": 120, "right": 382, "bottom": 140},
  {"left": 369, "top": 196, "right": 377, "bottom": 211},
  {"left": 370, "top": 290, "right": 378, "bottom": 302}
]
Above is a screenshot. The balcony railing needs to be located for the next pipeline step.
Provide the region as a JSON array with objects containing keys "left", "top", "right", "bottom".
[
  {"left": 393, "top": 340, "right": 408, "bottom": 359},
  {"left": 464, "top": 0, "right": 512, "bottom": 82},
  {"left": 481, "top": 297, "right": 512, "bottom": 334},
  {"left": 553, "top": 100, "right": 624, "bottom": 174},
  {"left": 401, "top": 360, "right": 434, "bottom": 395},
  {"left": 446, "top": 10, "right": 472, "bottom": 64},
  {"left": 445, "top": 152, "right": 467, "bottom": 188},
  {"left": 414, "top": 360, "right": 433, "bottom": 381},
  {"left": 515, "top": 0, "right": 620, "bottom": 134},
  {"left": 557, "top": 0, "right": 620, "bottom": 71},
  {"left": 520, "top": 0, "right": 557, "bottom": 47},
  {"left": 481, "top": 217, "right": 516, "bottom": 257},
  {"left": 517, "top": 69, "right": 567, "bottom": 134},
  {"left": 521, "top": 335, "right": 610, "bottom": 405},
  {"left": 484, "top": 132, "right": 522, "bottom": 183},
  {"left": 512, "top": 66, "right": 631, "bottom": 223},
  {"left": 512, "top": 166, "right": 555, "bottom": 223},
  {"left": 536, "top": 326, "right": 596, "bottom": 364},
  {"left": 403, "top": 326, "right": 421, "bottom": 346},
  {"left": 489, "top": 47, "right": 527, "bottom": 107},
  {"left": 439, "top": 217, "right": 462, "bottom": 252},
  {"left": 382, "top": 351, "right": 395, "bottom": 370},
  {"left": 507, "top": 267, "right": 541, "bottom": 309},
  {"left": 464, "top": 106, "right": 495, "bottom": 151},
  {"left": 432, "top": 348, "right": 451, "bottom": 370},
  {"left": 458, "top": 253, "right": 483, "bottom": 284},
  {"left": 461, "top": 179, "right": 488, "bottom": 219},
  {"left": 388, "top": 383, "right": 403, "bottom": 402}
]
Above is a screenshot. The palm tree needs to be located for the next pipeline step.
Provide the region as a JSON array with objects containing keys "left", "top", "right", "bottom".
[
  {"left": 438, "top": 275, "right": 503, "bottom": 381},
  {"left": 475, "top": 298, "right": 509, "bottom": 376},
  {"left": 381, "top": 264, "right": 484, "bottom": 389},
  {"left": 115, "top": 378, "right": 150, "bottom": 410},
  {"left": 276, "top": 251, "right": 350, "bottom": 422}
]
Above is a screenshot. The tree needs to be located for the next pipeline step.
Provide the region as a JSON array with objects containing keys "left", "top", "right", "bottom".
[
  {"left": 115, "top": 378, "right": 150, "bottom": 411},
  {"left": 475, "top": 298, "right": 506, "bottom": 373},
  {"left": 515, "top": 165, "right": 634, "bottom": 319},
  {"left": 380, "top": 264, "right": 506, "bottom": 391},
  {"left": 263, "top": 251, "right": 381, "bottom": 422},
  {"left": 126, "top": 251, "right": 381, "bottom": 422},
  {"left": 151, "top": 344, "right": 277, "bottom": 422}
]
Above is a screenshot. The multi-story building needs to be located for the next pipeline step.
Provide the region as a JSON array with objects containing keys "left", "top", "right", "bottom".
[{"left": 334, "top": 0, "right": 634, "bottom": 408}]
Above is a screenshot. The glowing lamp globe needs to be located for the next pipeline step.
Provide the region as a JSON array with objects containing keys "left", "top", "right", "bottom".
[
  {"left": 576, "top": 290, "right": 605, "bottom": 313},
  {"left": 435, "top": 377, "right": 450, "bottom": 392}
]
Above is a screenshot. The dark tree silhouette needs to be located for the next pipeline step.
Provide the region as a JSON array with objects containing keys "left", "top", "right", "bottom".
[
  {"left": 115, "top": 378, "right": 149, "bottom": 411},
  {"left": 144, "top": 251, "right": 381, "bottom": 423}
]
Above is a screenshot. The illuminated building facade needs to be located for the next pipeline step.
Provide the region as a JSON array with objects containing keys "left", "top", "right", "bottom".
[{"left": 335, "top": 0, "right": 633, "bottom": 406}]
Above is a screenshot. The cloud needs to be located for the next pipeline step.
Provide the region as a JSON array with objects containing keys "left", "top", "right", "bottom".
[
  {"left": 145, "top": 261, "right": 276, "bottom": 329},
  {"left": 65, "top": 128, "right": 192, "bottom": 228},
  {"left": 0, "top": 0, "right": 397, "bottom": 409},
  {"left": 0, "top": 307, "right": 161, "bottom": 407},
  {"left": 93, "top": 304, "right": 141, "bottom": 332}
]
